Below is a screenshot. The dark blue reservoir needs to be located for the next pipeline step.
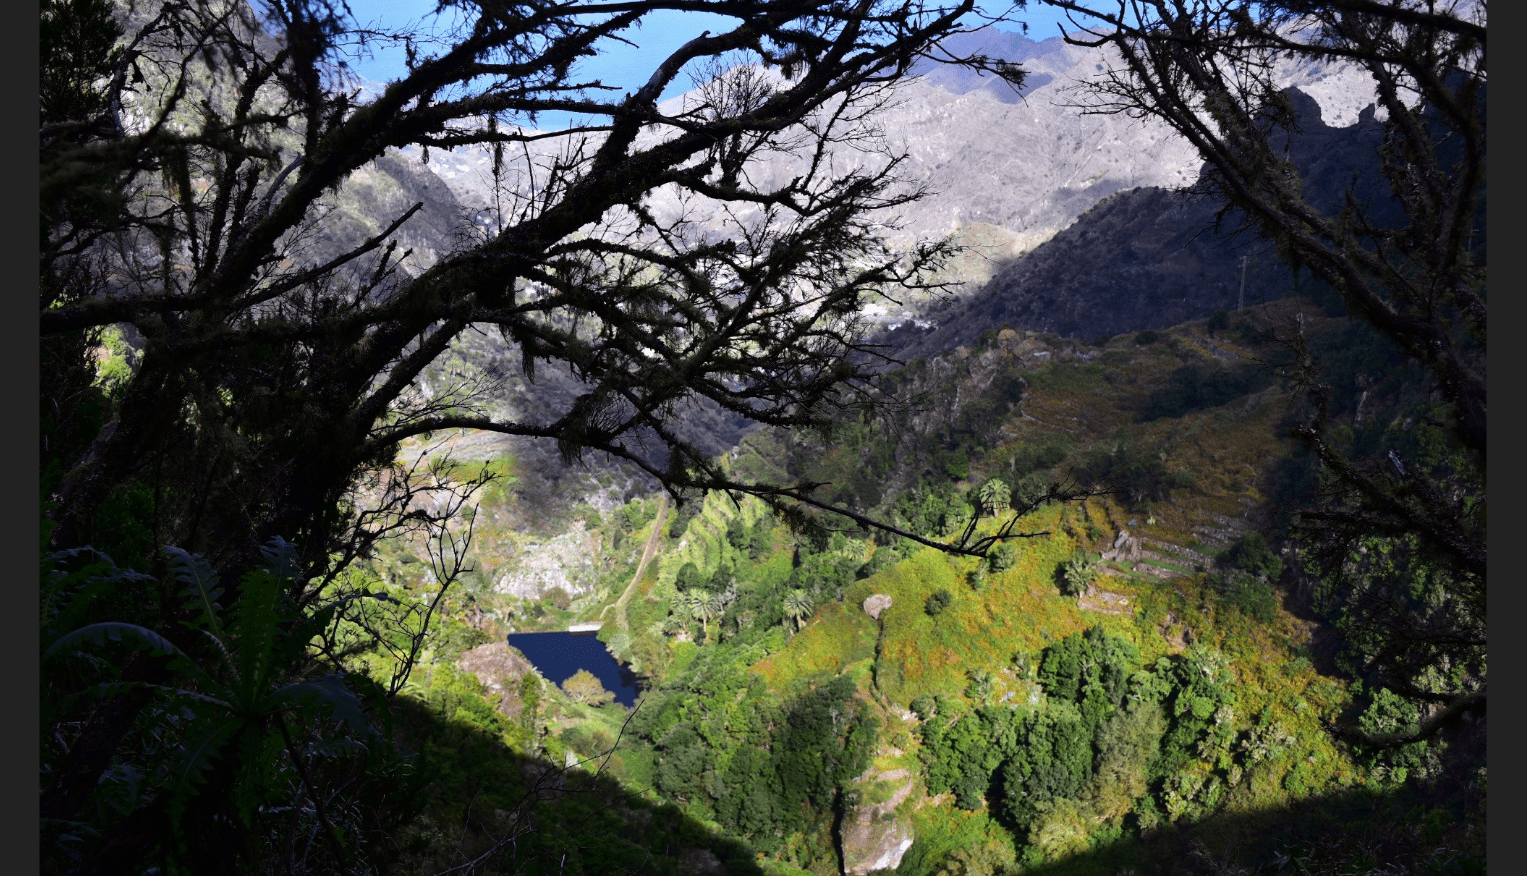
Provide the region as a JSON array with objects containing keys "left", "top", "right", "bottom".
[{"left": 507, "top": 631, "right": 642, "bottom": 707}]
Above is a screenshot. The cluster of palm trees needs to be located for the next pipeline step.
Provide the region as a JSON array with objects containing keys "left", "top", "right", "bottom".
[
  {"left": 672, "top": 587, "right": 736, "bottom": 644},
  {"left": 670, "top": 585, "right": 822, "bottom": 642}
]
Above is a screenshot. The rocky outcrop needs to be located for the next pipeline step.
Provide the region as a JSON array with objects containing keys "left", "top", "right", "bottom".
[
  {"left": 493, "top": 520, "right": 601, "bottom": 600},
  {"left": 1101, "top": 529, "right": 1214, "bottom": 582},
  {"left": 457, "top": 641, "right": 537, "bottom": 717},
  {"left": 1100, "top": 529, "right": 1143, "bottom": 565},
  {"left": 1140, "top": 536, "right": 1213, "bottom": 570},
  {"left": 889, "top": 87, "right": 1392, "bottom": 358},
  {"left": 1079, "top": 586, "right": 1134, "bottom": 617},
  {"left": 839, "top": 764, "right": 917, "bottom": 876},
  {"left": 862, "top": 594, "right": 894, "bottom": 620}
]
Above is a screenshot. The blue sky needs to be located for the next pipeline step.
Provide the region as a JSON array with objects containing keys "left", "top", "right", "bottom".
[{"left": 341, "top": 2, "right": 1088, "bottom": 128}]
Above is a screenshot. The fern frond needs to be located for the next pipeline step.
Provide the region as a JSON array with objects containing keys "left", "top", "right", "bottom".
[
  {"left": 227, "top": 542, "right": 306, "bottom": 705},
  {"left": 274, "top": 674, "right": 377, "bottom": 742},
  {"left": 164, "top": 719, "right": 239, "bottom": 834},
  {"left": 230, "top": 564, "right": 282, "bottom": 705},
  {"left": 43, "top": 621, "right": 185, "bottom": 663},
  {"left": 42, "top": 548, "right": 154, "bottom": 638},
  {"left": 166, "top": 546, "right": 224, "bottom": 639}
]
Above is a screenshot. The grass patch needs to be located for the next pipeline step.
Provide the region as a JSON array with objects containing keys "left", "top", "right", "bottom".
[
  {"left": 752, "top": 596, "right": 879, "bottom": 692},
  {"left": 1024, "top": 361, "right": 1109, "bottom": 393},
  {"left": 1136, "top": 557, "right": 1196, "bottom": 576}
]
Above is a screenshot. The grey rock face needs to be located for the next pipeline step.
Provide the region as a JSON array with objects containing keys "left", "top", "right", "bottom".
[
  {"left": 862, "top": 593, "right": 894, "bottom": 620},
  {"left": 1101, "top": 530, "right": 1142, "bottom": 564},
  {"left": 838, "top": 764, "right": 917, "bottom": 876},
  {"left": 356, "top": 27, "right": 1387, "bottom": 497},
  {"left": 888, "top": 87, "right": 1392, "bottom": 357},
  {"left": 493, "top": 520, "right": 600, "bottom": 600},
  {"left": 413, "top": 30, "right": 1377, "bottom": 268}
]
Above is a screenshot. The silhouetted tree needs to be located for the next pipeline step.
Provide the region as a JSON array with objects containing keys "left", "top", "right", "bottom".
[
  {"left": 39, "top": 1, "right": 1032, "bottom": 872},
  {"left": 1041, "top": 0, "right": 1485, "bottom": 741}
]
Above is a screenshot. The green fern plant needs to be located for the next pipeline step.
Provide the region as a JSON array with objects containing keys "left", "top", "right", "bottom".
[{"left": 41, "top": 539, "right": 394, "bottom": 875}]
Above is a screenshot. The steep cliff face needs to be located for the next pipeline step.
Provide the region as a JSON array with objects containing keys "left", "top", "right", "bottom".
[
  {"left": 404, "top": 29, "right": 1381, "bottom": 311},
  {"left": 889, "top": 89, "right": 1393, "bottom": 357}
]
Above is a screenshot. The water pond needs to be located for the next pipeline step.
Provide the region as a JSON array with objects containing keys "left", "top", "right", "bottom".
[{"left": 506, "top": 631, "right": 642, "bottom": 707}]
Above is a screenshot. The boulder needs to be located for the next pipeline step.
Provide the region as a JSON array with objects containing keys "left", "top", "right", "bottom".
[
  {"left": 862, "top": 594, "right": 894, "bottom": 620},
  {"left": 458, "top": 641, "right": 537, "bottom": 717},
  {"left": 1101, "top": 529, "right": 1141, "bottom": 563}
]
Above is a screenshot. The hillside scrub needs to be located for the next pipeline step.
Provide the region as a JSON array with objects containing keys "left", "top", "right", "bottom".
[
  {"left": 557, "top": 299, "right": 1478, "bottom": 873},
  {"left": 230, "top": 300, "right": 1477, "bottom": 875}
]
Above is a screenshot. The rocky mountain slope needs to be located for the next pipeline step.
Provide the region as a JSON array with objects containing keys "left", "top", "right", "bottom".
[
  {"left": 348, "top": 25, "right": 1391, "bottom": 521},
  {"left": 412, "top": 27, "right": 1380, "bottom": 300},
  {"left": 887, "top": 89, "right": 1395, "bottom": 357}
]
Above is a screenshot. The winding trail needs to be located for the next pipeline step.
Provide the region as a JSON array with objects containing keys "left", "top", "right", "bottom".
[{"left": 600, "top": 493, "right": 669, "bottom": 627}]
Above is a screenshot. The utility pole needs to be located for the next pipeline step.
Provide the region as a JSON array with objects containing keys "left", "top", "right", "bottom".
[{"left": 1238, "top": 255, "right": 1248, "bottom": 311}]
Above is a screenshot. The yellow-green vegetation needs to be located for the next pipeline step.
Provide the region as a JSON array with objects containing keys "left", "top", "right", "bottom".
[
  {"left": 91, "top": 324, "right": 140, "bottom": 393},
  {"left": 338, "top": 299, "right": 1479, "bottom": 876}
]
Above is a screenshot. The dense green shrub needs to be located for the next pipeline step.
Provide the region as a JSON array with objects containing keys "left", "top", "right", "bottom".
[
  {"left": 790, "top": 551, "right": 860, "bottom": 600},
  {"left": 1001, "top": 707, "right": 1092, "bottom": 828},
  {"left": 1012, "top": 471, "right": 1055, "bottom": 511},
  {"left": 859, "top": 546, "right": 902, "bottom": 580},
  {"left": 703, "top": 676, "right": 878, "bottom": 854},
  {"left": 1139, "top": 362, "right": 1274, "bottom": 421},
  {"left": 921, "top": 704, "right": 1026, "bottom": 810},
  {"left": 1209, "top": 532, "right": 1285, "bottom": 621},
  {"left": 895, "top": 479, "right": 977, "bottom": 540},
  {"left": 668, "top": 495, "right": 703, "bottom": 538},
  {"left": 1148, "top": 646, "right": 1235, "bottom": 784},
  {"left": 988, "top": 540, "right": 1018, "bottom": 572},
  {"left": 1070, "top": 440, "right": 1195, "bottom": 507},
  {"left": 1356, "top": 687, "right": 1433, "bottom": 785},
  {"left": 1226, "top": 531, "right": 1284, "bottom": 581},
  {"left": 910, "top": 694, "right": 938, "bottom": 721},
  {"left": 725, "top": 516, "right": 749, "bottom": 551},
  {"left": 1058, "top": 548, "right": 1099, "bottom": 595},
  {"left": 925, "top": 589, "right": 954, "bottom": 616},
  {"left": 1037, "top": 628, "right": 1139, "bottom": 706},
  {"left": 654, "top": 721, "right": 708, "bottom": 802},
  {"left": 1209, "top": 570, "right": 1279, "bottom": 622},
  {"left": 1010, "top": 441, "right": 1072, "bottom": 479}
]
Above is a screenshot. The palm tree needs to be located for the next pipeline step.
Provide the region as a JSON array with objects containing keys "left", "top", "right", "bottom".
[
  {"left": 689, "top": 589, "right": 720, "bottom": 644},
  {"left": 783, "top": 589, "right": 814, "bottom": 633},
  {"left": 979, "top": 479, "right": 1011, "bottom": 516},
  {"left": 1062, "top": 549, "right": 1098, "bottom": 596}
]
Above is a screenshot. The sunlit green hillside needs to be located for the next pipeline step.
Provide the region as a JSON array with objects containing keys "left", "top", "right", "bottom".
[{"left": 362, "top": 297, "right": 1482, "bottom": 875}]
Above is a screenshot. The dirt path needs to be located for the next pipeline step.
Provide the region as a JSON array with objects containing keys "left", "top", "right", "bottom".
[{"left": 601, "top": 493, "right": 669, "bottom": 626}]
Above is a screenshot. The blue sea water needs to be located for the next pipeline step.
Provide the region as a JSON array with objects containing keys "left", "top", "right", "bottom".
[{"left": 507, "top": 631, "right": 642, "bottom": 707}]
